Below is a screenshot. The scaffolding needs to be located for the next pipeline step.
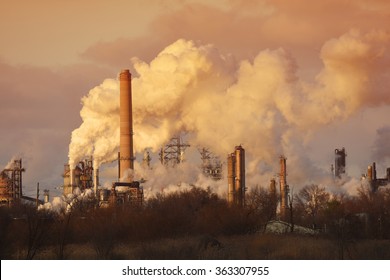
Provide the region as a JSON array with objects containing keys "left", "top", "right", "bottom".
[
  {"left": 159, "top": 135, "right": 190, "bottom": 166},
  {"left": 199, "top": 147, "right": 222, "bottom": 180},
  {"left": 0, "top": 159, "right": 25, "bottom": 206},
  {"left": 62, "top": 157, "right": 94, "bottom": 196}
]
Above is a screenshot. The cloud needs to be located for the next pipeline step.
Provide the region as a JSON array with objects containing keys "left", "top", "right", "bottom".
[
  {"left": 372, "top": 125, "right": 390, "bottom": 162},
  {"left": 80, "top": 0, "right": 390, "bottom": 75}
]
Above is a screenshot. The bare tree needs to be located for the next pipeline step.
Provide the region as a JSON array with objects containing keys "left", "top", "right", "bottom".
[
  {"left": 295, "top": 184, "right": 330, "bottom": 229},
  {"left": 24, "top": 206, "right": 52, "bottom": 259},
  {"left": 246, "top": 186, "right": 277, "bottom": 231}
]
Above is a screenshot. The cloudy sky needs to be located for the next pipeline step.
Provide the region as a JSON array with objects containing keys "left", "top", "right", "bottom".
[{"left": 1, "top": 0, "right": 389, "bottom": 198}]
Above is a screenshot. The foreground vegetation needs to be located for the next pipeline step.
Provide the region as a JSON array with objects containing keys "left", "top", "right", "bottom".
[{"left": 1, "top": 185, "right": 390, "bottom": 259}]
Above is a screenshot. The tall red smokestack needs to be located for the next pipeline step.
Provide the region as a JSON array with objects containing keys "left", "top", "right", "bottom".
[{"left": 119, "top": 69, "right": 134, "bottom": 182}]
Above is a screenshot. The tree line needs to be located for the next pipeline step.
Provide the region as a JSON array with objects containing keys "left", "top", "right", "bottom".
[{"left": 1, "top": 184, "right": 389, "bottom": 259}]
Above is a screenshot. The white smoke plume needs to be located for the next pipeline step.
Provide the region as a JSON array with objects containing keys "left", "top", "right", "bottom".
[
  {"left": 3, "top": 156, "right": 20, "bottom": 170},
  {"left": 133, "top": 161, "right": 227, "bottom": 199},
  {"left": 39, "top": 188, "right": 96, "bottom": 213},
  {"left": 68, "top": 79, "right": 119, "bottom": 169},
  {"left": 68, "top": 29, "right": 390, "bottom": 195},
  {"left": 371, "top": 125, "right": 390, "bottom": 163}
]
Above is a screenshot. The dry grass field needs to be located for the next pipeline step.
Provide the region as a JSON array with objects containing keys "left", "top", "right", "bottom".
[{"left": 6, "top": 234, "right": 390, "bottom": 260}]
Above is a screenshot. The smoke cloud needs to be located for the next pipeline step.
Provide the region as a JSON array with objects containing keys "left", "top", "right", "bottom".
[
  {"left": 372, "top": 125, "right": 390, "bottom": 163},
  {"left": 68, "top": 29, "right": 390, "bottom": 193},
  {"left": 68, "top": 79, "right": 119, "bottom": 169}
]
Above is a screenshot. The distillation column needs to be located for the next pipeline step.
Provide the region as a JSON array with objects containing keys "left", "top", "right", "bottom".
[
  {"left": 235, "top": 145, "right": 245, "bottom": 207},
  {"left": 279, "top": 156, "right": 288, "bottom": 221},
  {"left": 227, "top": 152, "right": 235, "bottom": 205}
]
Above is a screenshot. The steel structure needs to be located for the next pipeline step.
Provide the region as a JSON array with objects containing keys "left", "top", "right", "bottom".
[
  {"left": 199, "top": 147, "right": 222, "bottom": 180},
  {"left": 366, "top": 162, "right": 390, "bottom": 192},
  {"left": 142, "top": 149, "right": 151, "bottom": 168},
  {"left": 159, "top": 136, "right": 190, "bottom": 166},
  {"left": 334, "top": 148, "right": 347, "bottom": 178},
  {"left": 63, "top": 158, "right": 94, "bottom": 196},
  {"left": 0, "top": 159, "right": 25, "bottom": 206}
]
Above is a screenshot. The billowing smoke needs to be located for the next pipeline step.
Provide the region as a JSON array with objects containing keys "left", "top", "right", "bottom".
[
  {"left": 3, "top": 156, "right": 20, "bottom": 170},
  {"left": 68, "top": 29, "right": 390, "bottom": 194},
  {"left": 372, "top": 125, "right": 390, "bottom": 163},
  {"left": 133, "top": 161, "right": 227, "bottom": 199},
  {"left": 68, "top": 79, "right": 119, "bottom": 169},
  {"left": 39, "top": 188, "right": 96, "bottom": 213},
  {"left": 297, "top": 29, "right": 390, "bottom": 127}
]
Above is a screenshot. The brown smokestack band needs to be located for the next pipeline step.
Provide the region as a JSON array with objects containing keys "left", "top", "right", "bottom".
[{"left": 119, "top": 69, "right": 134, "bottom": 182}]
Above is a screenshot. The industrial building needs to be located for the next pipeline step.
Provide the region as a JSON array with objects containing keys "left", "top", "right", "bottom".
[
  {"left": 62, "top": 158, "right": 97, "bottom": 196},
  {"left": 334, "top": 147, "right": 347, "bottom": 179},
  {"left": 0, "top": 159, "right": 24, "bottom": 206},
  {"left": 365, "top": 162, "right": 390, "bottom": 192},
  {"left": 199, "top": 147, "right": 222, "bottom": 180},
  {"left": 227, "top": 145, "right": 245, "bottom": 207},
  {"left": 0, "top": 159, "right": 46, "bottom": 207},
  {"left": 62, "top": 69, "right": 143, "bottom": 207}
]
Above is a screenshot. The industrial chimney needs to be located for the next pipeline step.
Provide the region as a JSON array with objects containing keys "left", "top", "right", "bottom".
[
  {"left": 227, "top": 145, "right": 245, "bottom": 206},
  {"left": 235, "top": 145, "right": 245, "bottom": 207},
  {"left": 119, "top": 69, "right": 134, "bottom": 182},
  {"left": 227, "top": 152, "right": 235, "bottom": 204},
  {"left": 279, "top": 155, "right": 288, "bottom": 221}
]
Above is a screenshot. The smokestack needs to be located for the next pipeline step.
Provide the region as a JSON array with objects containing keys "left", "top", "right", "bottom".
[
  {"left": 227, "top": 146, "right": 245, "bottom": 206},
  {"left": 227, "top": 152, "right": 235, "bottom": 204},
  {"left": 279, "top": 155, "right": 288, "bottom": 221},
  {"left": 93, "top": 168, "right": 99, "bottom": 195},
  {"left": 367, "top": 165, "right": 373, "bottom": 181},
  {"left": 235, "top": 145, "right": 245, "bottom": 207},
  {"left": 119, "top": 69, "right": 134, "bottom": 182}
]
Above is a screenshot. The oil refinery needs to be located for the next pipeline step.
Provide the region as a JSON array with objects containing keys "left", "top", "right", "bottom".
[{"left": 1, "top": 69, "right": 390, "bottom": 222}]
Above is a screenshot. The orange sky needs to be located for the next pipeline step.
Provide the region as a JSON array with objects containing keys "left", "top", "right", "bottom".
[{"left": 0, "top": 0, "right": 389, "bottom": 195}]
